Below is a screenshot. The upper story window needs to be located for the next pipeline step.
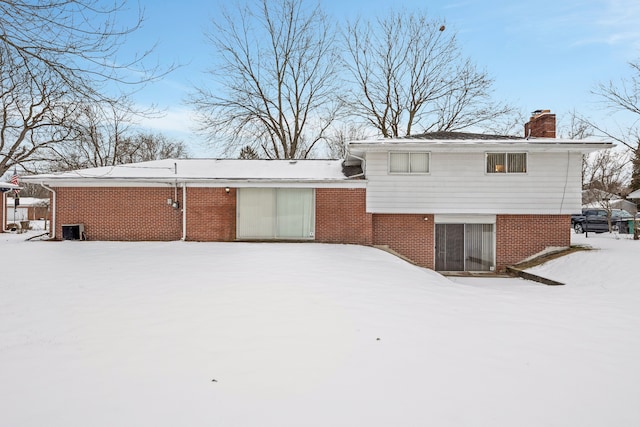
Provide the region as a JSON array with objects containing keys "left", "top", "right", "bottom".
[
  {"left": 486, "top": 152, "right": 527, "bottom": 174},
  {"left": 389, "top": 152, "right": 430, "bottom": 174}
]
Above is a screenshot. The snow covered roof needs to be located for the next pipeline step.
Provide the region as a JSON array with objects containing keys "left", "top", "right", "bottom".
[
  {"left": 20, "top": 159, "right": 364, "bottom": 188},
  {"left": 0, "top": 182, "right": 21, "bottom": 193},
  {"left": 347, "top": 133, "right": 613, "bottom": 155},
  {"left": 628, "top": 188, "right": 640, "bottom": 199},
  {"left": 4, "top": 197, "right": 49, "bottom": 207}
]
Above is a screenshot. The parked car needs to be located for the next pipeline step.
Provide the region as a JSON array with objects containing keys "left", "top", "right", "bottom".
[{"left": 572, "top": 208, "right": 635, "bottom": 234}]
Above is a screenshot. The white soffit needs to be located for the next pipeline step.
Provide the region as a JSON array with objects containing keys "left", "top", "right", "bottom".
[{"left": 434, "top": 214, "right": 497, "bottom": 224}]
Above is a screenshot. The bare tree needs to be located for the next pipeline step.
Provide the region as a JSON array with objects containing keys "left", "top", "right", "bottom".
[
  {"left": 238, "top": 146, "right": 260, "bottom": 159},
  {"left": 342, "top": 10, "right": 513, "bottom": 138},
  {"left": 0, "top": 52, "right": 76, "bottom": 175},
  {"left": 0, "top": 0, "right": 171, "bottom": 176},
  {"left": 191, "top": 0, "right": 341, "bottom": 159},
  {"left": 591, "top": 59, "right": 640, "bottom": 150},
  {"left": 631, "top": 145, "right": 640, "bottom": 192},
  {"left": 591, "top": 59, "right": 640, "bottom": 196},
  {"left": 325, "top": 123, "right": 371, "bottom": 159},
  {"left": 558, "top": 109, "right": 594, "bottom": 140},
  {"left": 115, "top": 132, "right": 188, "bottom": 165},
  {"left": 582, "top": 149, "right": 630, "bottom": 231},
  {"left": 482, "top": 110, "right": 527, "bottom": 137},
  {"left": 593, "top": 60, "right": 640, "bottom": 137},
  {"left": 46, "top": 102, "right": 188, "bottom": 171}
]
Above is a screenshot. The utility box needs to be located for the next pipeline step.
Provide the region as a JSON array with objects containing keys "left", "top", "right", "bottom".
[{"left": 61, "top": 224, "right": 85, "bottom": 240}]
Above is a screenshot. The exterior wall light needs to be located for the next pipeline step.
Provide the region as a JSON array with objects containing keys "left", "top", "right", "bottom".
[{"left": 225, "top": 187, "right": 230, "bottom": 194}]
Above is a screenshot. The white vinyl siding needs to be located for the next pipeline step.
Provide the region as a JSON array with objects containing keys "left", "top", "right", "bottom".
[
  {"left": 365, "top": 151, "right": 583, "bottom": 214},
  {"left": 389, "top": 152, "right": 429, "bottom": 174},
  {"left": 6, "top": 207, "right": 28, "bottom": 222},
  {"left": 237, "top": 188, "right": 315, "bottom": 239}
]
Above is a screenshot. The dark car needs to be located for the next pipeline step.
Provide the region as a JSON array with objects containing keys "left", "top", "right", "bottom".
[{"left": 573, "top": 208, "right": 635, "bottom": 234}]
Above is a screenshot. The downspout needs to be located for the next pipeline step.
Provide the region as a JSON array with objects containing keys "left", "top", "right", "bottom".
[
  {"left": 346, "top": 152, "right": 366, "bottom": 179},
  {"left": 181, "top": 182, "right": 187, "bottom": 241},
  {"left": 1, "top": 191, "right": 5, "bottom": 232},
  {"left": 40, "top": 182, "right": 56, "bottom": 239}
]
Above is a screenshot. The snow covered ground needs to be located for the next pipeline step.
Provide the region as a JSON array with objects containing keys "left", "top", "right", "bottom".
[{"left": 1, "top": 230, "right": 638, "bottom": 426}]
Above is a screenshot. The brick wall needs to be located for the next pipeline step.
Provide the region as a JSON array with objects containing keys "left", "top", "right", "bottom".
[
  {"left": 524, "top": 111, "right": 556, "bottom": 138},
  {"left": 186, "top": 187, "right": 236, "bottom": 241},
  {"left": 55, "top": 187, "right": 182, "bottom": 241},
  {"left": 372, "top": 214, "right": 435, "bottom": 269},
  {"left": 496, "top": 214, "right": 570, "bottom": 270},
  {"left": 315, "top": 188, "right": 372, "bottom": 245},
  {"left": 52, "top": 187, "right": 570, "bottom": 272},
  {"left": 369, "top": 214, "right": 569, "bottom": 271}
]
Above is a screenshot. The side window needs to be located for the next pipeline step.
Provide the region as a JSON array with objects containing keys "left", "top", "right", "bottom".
[
  {"left": 507, "top": 153, "right": 527, "bottom": 173},
  {"left": 486, "top": 153, "right": 506, "bottom": 173},
  {"left": 389, "top": 152, "right": 430, "bottom": 174},
  {"left": 486, "top": 152, "right": 527, "bottom": 173}
]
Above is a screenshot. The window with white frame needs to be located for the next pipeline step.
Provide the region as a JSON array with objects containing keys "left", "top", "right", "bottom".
[
  {"left": 389, "top": 152, "right": 430, "bottom": 173},
  {"left": 237, "top": 188, "right": 315, "bottom": 239},
  {"left": 486, "top": 152, "right": 527, "bottom": 173}
]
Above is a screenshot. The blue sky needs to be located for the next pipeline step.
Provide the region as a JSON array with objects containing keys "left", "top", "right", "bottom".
[{"left": 124, "top": 0, "right": 640, "bottom": 155}]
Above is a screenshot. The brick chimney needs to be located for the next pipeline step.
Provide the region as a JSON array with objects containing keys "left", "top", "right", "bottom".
[{"left": 524, "top": 109, "right": 556, "bottom": 138}]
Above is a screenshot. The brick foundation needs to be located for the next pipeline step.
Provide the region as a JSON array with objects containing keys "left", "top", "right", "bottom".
[
  {"left": 372, "top": 214, "right": 435, "bottom": 269},
  {"left": 51, "top": 187, "right": 570, "bottom": 272},
  {"left": 315, "top": 188, "right": 372, "bottom": 245},
  {"left": 495, "top": 214, "right": 570, "bottom": 270},
  {"left": 55, "top": 187, "right": 182, "bottom": 241},
  {"left": 369, "top": 214, "right": 570, "bottom": 271},
  {"left": 186, "top": 187, "right": 236, "bottom": 241}
]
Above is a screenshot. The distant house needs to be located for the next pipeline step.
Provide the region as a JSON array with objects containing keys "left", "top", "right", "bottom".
[
  {"left": 1, "top": 182, "right": 23, "bottom": 229},
  {"left": 581, "top": 189, "right": 637, "bottom": 216},
  {"left": 4, "top": 197, "right": 50, "bottom": 224},
  {"left": 628, "top": 188, "right": 640, "bottom": 203},
  {"left": 15, "top": 110, "right": 611, "bottom": 272}
]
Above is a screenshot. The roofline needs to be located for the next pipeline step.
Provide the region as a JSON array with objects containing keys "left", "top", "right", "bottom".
[
  {"left": 348, "top": 138, "right": 612, "bottom": 145},
  {"left": 347, "top": 139, "right": 613, "bottom": 154},
  {"left": 19, "top": 177, "right": 367, "bottom": 188}
]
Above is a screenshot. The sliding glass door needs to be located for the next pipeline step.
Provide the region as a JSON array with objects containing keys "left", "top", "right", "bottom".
[
  {"left": 435, "top": 223, "right": 495, "bottom": 271},
  {"left": 237, "top": 188, "right": 315, "bottom": 239}
]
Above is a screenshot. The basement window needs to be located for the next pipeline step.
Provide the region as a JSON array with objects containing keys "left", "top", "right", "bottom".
[
  {"left": 389, "top": 152, "right": 430, "bottom": 174},
  {"left": 486, "top": 153, "right": 527, "bottom": 174}
]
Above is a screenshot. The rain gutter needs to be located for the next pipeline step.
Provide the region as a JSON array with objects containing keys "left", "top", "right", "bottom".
[
  {"left": 39, "top": 182, "right": 56, "bottom": 239},
  {"left": 181, "top": 182, "right": 187, "bottom": 241}
]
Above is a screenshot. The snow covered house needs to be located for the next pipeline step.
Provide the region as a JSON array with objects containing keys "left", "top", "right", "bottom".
[
  {"left": 628, "top": 188, "right": 640, "bottom": 203},
  {"left": 4, "top": 197, "right": 50, "bottom": 223},
  {"left": 15, "top": 110, "right": 611, "bottom": 272}
]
